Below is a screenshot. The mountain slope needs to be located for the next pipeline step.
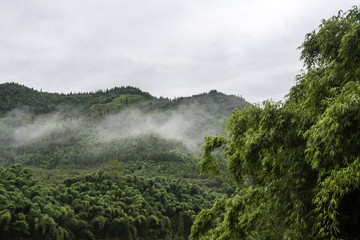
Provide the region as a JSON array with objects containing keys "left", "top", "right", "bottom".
[
  {"left": 0, "top": 82, "right": 249, "bottom": 171},
  {"left": 0, "top": 82, "right": 249, "bottom": 121},
  {"left": 0, "top": 82, "right": 246, "bottom": 238},
  {"left": 0, "top": 82, "right": 154, "bottom": 115}
]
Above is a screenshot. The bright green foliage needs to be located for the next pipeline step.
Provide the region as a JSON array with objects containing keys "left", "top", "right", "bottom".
[
  {"left": 0, "top": 165, "right": 72, "bottom": 240},
  {"left": 0, "top": 165, "right": 221, "bottom": 239},
  {"left": 191, "top": 6, "right": 360, "bottom": 240}
]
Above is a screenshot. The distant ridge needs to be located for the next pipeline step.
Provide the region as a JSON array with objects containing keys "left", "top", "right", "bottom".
[
  {"left": 0, "top": 82, "right": 153, "bottom": 115},
  {"left": 0, "top": 82, "right": 250, "bottom": 117}
]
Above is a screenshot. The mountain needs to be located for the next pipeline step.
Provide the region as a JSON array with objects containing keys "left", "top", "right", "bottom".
[
  {"left": 0, "top": 82, "right": 249, "bottom": 171},
  {"left": 0, "top": 82, "right": 248, "bottom": 116},
  {"left": 0, "top": 82, "right": 249, "bottom": 239},
  {"left": 0, "top": 82, "right": 154, "bottom": 115}
]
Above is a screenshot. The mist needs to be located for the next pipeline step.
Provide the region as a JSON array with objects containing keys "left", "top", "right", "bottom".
[
  {"left": 2, "top": 104, "right": 222, "bottom": 149},
  {"left": 13, "top": 114, "right": 62, "bottom": 143},
  {"left": 96, "top": 104, "right": 221, "bottom": 149},
  {"left": 0, "top": 101, "right": 226, "bottom": 166}
]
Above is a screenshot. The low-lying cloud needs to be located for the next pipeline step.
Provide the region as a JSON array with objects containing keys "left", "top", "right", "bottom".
[
  {"left": 96, "top": 106, "right": 220, "bottom": 149},
  {"left": 1, "top": 103, "right": 224, "bottom": 156}
]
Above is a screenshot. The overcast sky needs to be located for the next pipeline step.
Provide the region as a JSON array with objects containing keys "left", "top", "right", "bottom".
[{"left": 0, "top": 0, "right": 358, "bottom": 103}]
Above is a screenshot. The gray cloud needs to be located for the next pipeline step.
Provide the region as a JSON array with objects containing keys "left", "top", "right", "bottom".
[{"left": 0, "top": 0, "right": 358, "bottom": 102}]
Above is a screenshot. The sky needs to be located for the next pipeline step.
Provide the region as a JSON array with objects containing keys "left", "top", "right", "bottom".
[{"left": 0, "top": 0, "right": 358, "bottom": 103}]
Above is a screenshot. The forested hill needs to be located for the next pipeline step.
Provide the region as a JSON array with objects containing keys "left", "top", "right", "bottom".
[
  {"left": 0, "top": 82, "right": 154, "bottom": 115},
  {"left": 0, "top": 81, "right": 249, "bottom": 170},
  {"left": 0, "top": 83, "right": 247, "bottom": 239},
  {"left": 0, "top": 82, "right": 249, "bottom": 117}
]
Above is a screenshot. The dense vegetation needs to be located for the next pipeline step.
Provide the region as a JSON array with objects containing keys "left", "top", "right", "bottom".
[
  {"left": 0, "top": 83, "right": 248, "bottom": 166},
  {"left": 0, "top": 82, "right": 247, "bottom": 118},
  {"left": 0, "top": 164, "right": 221, "bottom": 239},
  {"left": 0, "top": 83, "right": 154, "bottom": 115},
  {"left": 0, "top": 79, "right": 247, "bottom": 239},
  {"left": 191, "top": 6, "right": 360, "bottom": 240}
]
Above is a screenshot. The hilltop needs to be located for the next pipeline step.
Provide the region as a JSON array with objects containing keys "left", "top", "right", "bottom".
[
  {"left": 0, "top": 82, "right": 154, "bottom": 115},
  {"left": 0, "top": 82, "right": 248, "bottom": 115}
]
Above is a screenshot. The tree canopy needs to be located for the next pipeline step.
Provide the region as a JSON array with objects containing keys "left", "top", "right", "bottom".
[
  {"left": 0, "top": 164, "right": 221, "bottom": 240},
  {"left": 191, "top": 6, "right": 360, "bottom": 240}
]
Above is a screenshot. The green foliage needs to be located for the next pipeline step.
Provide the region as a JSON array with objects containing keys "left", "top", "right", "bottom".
[
  {"left": 105, "top": 159, "right": 124, "bottom": 179},
  {"left": 192, "top": 6, "right": 360, "bottom": 240},
  {"left": 0, "top": 165, "right": 220, "bottom": 240},
  {"left": 86, "top": 93, "right": 148, "bottom": 117},
  {"left": 0, "top": 83, "right": 154, "bottom": 115},
  {"left": 0, "top": 82, "right": 248, "bottom": 120},
  {"left": 0, "top": 83, "right": 248, "bottom": 170}
]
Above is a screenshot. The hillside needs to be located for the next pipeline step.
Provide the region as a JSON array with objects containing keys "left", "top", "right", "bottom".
[
  {"left": 0, "top": 82, "right": 248, "bottom": 239},
  {"left": 0, "top": 82, "right": 248, "bottom": 116},
  {"left": 0, "top": 82, "right": 249, "bottom": 171},
  {"left": 0, "top": 82, "right": 249, "bottom": 147},
  {"left": 0, "top": 82, "right": 154, "bottom": 115}
]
